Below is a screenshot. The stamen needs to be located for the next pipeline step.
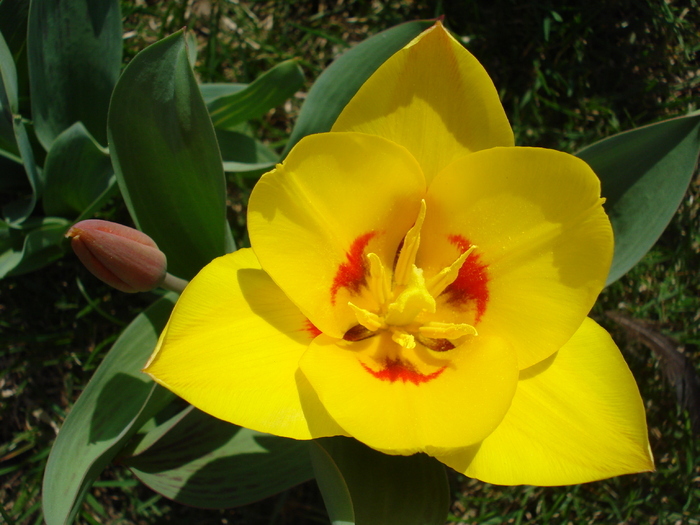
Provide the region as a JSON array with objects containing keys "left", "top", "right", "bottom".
[
  {"left": 385, "top": 266, "right": 436, "bottom": 326},
  {"left": 348, "top": 302, "right": 385, "bottom": 331},
  {"left": 419, "top": 321, "right": 477, "bottom": 340},
  {"left": 366, "top": 252, "right": 390, "bottom": 307},
  {"left": 427, "top": 245, "right": 477, "bottom": 297},
  {"left": 391, "top": 330, "right": 416, "bottom": 349},
  {"left": 393, "top": 200, "right": 426, "bottom": 286}
]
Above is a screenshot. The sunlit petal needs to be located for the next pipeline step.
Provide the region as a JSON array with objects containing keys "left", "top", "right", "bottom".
[
  {"left": 144, "top": 248, "right": 346, "bottom": 440},
  {"left": 299, "top": 331, "right": 518, "bottom": 454},
  {"left": 422, "top": 147, "right": 612, "bottom": 369},
  {"left": 332, "top": 21, "right": 513, "bottom": 183},
  {"left": 435, "top": 318, "right": 654, "bottom": 485},
  {"left": 248, "top": 132, "right": 426, "bottom": 338}
]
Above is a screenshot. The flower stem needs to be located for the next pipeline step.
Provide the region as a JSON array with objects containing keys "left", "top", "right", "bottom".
[{"left": 161, "top": 272, "right": 189, "bottom": 294}]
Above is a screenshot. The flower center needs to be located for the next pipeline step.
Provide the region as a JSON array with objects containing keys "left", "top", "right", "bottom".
[{"left": 345, "top": 200, "right": 477, "bottom": 351}]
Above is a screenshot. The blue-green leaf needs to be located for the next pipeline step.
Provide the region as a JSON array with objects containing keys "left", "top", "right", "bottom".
[
  {"left": 0, "top": 217, "right": 68, "bottom": 278},
  {"left": 42, "top": 294, "right": 176, "bottom": 525},
  {"left": 311, "top": 437, "right": 450, "bottom": 525},
  {"left": 207, "top": 60, "right": 304, "bottom": 130},
  {"left": 199, "top": 82, "right": 247, "bottom": 104},
  {"left": 217, "top": 128, "right": 278, "bottom": 173},
  {"left": 283, "top": 20, "right": 433, "bottom": 156},
  {"left": 576, "top": 112, "right": 700, "bottom": 284},
  {"left": 42, "top": 122, "right": 114, "bottom": 217},
  {"left": 108, "top": 30, "right": 233, "bottom": 280},
  {"left": 124, "top": 405, "right": 313, "bottom": 509},
  {"left": 27, "top": 0, "right": 122, "bottom": 149}
]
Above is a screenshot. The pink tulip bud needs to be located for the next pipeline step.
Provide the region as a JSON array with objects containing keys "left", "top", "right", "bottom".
[{"left": 66, "top": 220, "right": 167, "bottom": 293}]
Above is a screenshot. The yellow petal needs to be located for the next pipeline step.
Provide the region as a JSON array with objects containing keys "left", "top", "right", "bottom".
[
  {"left": 248, "top": 132, "right": 426, "bottom": 338},
  {"left": 435, "top": 318, "right": 654, "bottom": 485},
  {"left": 144, "top": 248, "right": 346, "bottom": 440},
  {"left": 298, "top": 331, "right": 518, "bottom": 455},
  {"left": 332, "top": 21, "right": 513, "bottom": 183},
  {"left": 421, "top": 147, "right": 613, "bottom": 369}
]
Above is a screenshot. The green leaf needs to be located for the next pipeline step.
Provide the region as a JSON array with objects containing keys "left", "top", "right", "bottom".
[
  {"left": 199, "top": 82, "right": 247, "bottom": 104},
  {"left": 42, "top": 294, "right": 176, "bottom": 525},
  {"left": 207, "top": 60, "right": 304, "bottom": 130},
  {"left": 42, "top": 122, "right": 114, "bottom": 217},
  {"left": 0, "top": 29, "right": 19, "bottom": 160},
  {"left": 27, "top": 0, "right": 121, "bottom": 149},
  {"left": 108, "top": 30, "right": 233, "bottom": 280},
  {"left": 0, "top": 217, "right": 68, "bottom": 278},
  {"left": 283, "top": 20, "right": 433, "bottom": 156},
  {"left": 217, "top": 128, "right": 278, "bottom": 173},
  {"left": 124, "top": 405, "right": 314, "bottom": 509},
  {"left": 576, "top": 112, "right": 700, "bottom": 284},
  {"left": 3, "top": 118, "right": 41, "bottom": 224},
  {"left": 311, "top": 437, "right": 450, "bottom": 525}
]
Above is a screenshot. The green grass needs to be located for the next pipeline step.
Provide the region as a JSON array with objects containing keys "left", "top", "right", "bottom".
[{"left": 2, "top": 0, "right": 699, "bottom": 523}]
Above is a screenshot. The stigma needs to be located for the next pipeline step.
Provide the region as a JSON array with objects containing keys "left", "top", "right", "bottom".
[{"left": 344, "top": 200, "right": 477, "bottom": 351}]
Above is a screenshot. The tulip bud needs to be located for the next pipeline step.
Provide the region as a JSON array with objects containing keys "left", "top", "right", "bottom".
[{"left": 66, "top": 220, "right": 167, "bottom": 293}]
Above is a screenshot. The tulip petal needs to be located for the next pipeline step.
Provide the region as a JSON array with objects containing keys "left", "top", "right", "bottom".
[
  {"left": 299, "top": 331, "right": 518, "bottom": 455},
  {"left": 248, "top": 132, "right": 426, "bottom": 338},
  {"left": 144, "top": 248, "right": 346, "bottom": 440},
  {"left": 435, "top": 318, "right": 654, "bottom": 485},
  {"left": 422, "top": 147, "right": 613, "bottom": 369},
  {"left": 332, "top": 21, "right": 513, "bottom": 183}
]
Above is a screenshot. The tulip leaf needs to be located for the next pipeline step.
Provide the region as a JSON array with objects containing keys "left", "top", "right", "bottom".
[
  {"left": 27, "top": 0, "right": 121, "bottom": 150},
  {"left": 576, "top": 112, "right": 700, "bottom": 285},
  {"left": 0, "top": 217, "right": 69, "bottom": 278},
  {"left": 216, "top": 128, "right": 278, "bottom": 173},
  {"left": 311, "top": 437, "right": 450, "bottom": 525},
  {"left": 0, "top": 29, "right": 19, "bottom": 161},
  {"left": 199, "top": 82, "right": 247, "bottom": 104},
  {"left": 283, "top": 20, "right": 433, "bottom": 156},
  {"left": 42, "top": 122, "right": 114, "bottom": 217},
  {"left": 207, "top": 60, "right": 304, "bottom": 130},
  {"left": 124, "top": 405, "right": 314, "bottom": 509},
  {"left": 109, "top": 30, "right": 233, "bottom": 280},
  {"left": 3, "top": 118, "right": 42, "bottom": 224},
  {"left": 42, "top": 294, "right": 176, "bottom": 525}
]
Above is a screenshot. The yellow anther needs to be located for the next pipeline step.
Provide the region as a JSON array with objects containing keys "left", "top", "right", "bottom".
[
  {"left": 385, "top": 265, "right": 436, "bottom": 326},
  {"left": 366, "top": 252, "right": 390, "bottom": 307},
  {"left": 419, "top": 321, "right": 477, "bottom": 340},
  {"left": 348, "top": 302, "right": 385, "bottom": 332},
  {"left": 391, "top": 329, "right": 416, "bottom": 349},
  {"left": 426, "top": 245, "right": 477, "bottom": 297},
  {"left": 394, "top": 200, "right": 426, "bottom": 286}
]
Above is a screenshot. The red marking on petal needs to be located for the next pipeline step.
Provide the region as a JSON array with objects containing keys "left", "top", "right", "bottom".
[
  {"left": 444, "top": 235, "right": 489, "bottom": 323},
  {"left": 361, "top": 358, "right": 445, "bottom": 385},
  {"left": 304, "top": 319, "right": 322, "bottom": 339},
  {"left": 330, "top": 232, "right": 377, "bottom": 305}
]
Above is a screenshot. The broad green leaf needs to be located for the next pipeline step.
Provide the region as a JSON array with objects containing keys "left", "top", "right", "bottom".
[
  {"left": 217, "top": 128, "right": 278, "bottom": 173},
  {"left": 42, "top": 122, "right": 113, "bottom": 217},
  {"left": 28, "top": 0, "right": 121, "bottom": 149},
  {"left": 42, "top": 294, "right": 176, "bottom": 525},
  {"left": 108, "top": 31, "right": 232, "bottom": 280},
  {"left": 199, "top": 82, "right": 246, "bottom": 104},
  {"left": 0, "top": 29, "right": 19, "bottom": 160},
  {"left": 0, "top": 217, "right": 68, "bottom": 278},
  {"left": 207, "top": 60, "right": 304, "bottom": 130},
  {"left": 576, "top": 112, "right": 700, "bottom": 284},
  {"left": 3, "top": 117, "right": 41, "bottom": 224},
  {"left": 124, "top": 405, "right": 314, "bottom": 509},
  {"left": 311, "top": 437, "right": 450, "bottom": 525},
  {"left": 283, "top": 20, "right": 433, "bottom": 156}
]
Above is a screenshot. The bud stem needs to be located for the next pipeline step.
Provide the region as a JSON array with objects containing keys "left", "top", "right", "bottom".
[{"left": 161, "top": 273, "right": 189, "bottom": 294}]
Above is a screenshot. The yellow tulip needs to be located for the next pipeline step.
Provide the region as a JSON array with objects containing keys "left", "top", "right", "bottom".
[{"left": 145, "top": 22, "right": 654, "bottom": 485}]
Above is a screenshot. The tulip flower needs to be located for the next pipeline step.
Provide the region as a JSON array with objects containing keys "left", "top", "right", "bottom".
[
  {"left": 67, "top": 220, "right": 186, "bottom": 294},
  {"left": 144, "top": 22, "right": 653, "bottom": 485}
]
